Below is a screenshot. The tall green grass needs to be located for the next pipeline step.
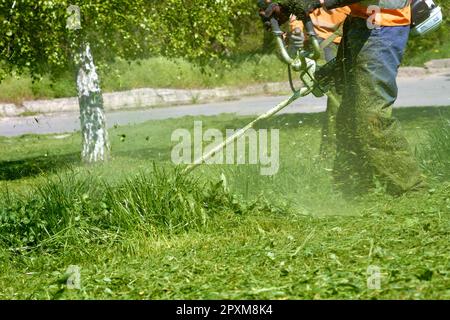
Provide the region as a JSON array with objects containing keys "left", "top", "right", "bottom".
[
  {"left": 0, "top": 55, "right": 288, "bottom": 105},
  {"left": 0, "top": 165, "right": 251, "bottom": 253},
  {"left": 420, "top": 117, "right": 450, "bottom": 179},
  {"left": 105, "top": 166, "right": 245, "bottom": 233}
]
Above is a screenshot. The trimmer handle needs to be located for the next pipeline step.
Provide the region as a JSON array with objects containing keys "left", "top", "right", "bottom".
[
  {"left": 270, "top": 13, "right": 320, "bottom": 61},
  {"left": 270, "top": 17, "right": 284, "bottom": 36},
  {"left": 270, "top": 18, "right": 296, "bottom": 67},
  {"left": 302, "top": 14, "right": 321, "bottom": 60}
]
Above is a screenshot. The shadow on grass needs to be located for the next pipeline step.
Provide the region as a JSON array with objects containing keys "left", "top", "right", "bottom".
[{"left": 0, "top": 153, "right": 80, "bottom": 181}]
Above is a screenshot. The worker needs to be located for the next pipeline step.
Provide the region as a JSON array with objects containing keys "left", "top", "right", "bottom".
[{"left": 261, "top": 0, "right": 424, "bottom": 195}]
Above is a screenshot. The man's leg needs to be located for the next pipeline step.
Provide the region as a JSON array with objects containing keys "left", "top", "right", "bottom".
[
  {"left": 334, "top": 17, "right": 422, "bottom": 195},
  {"left": 320, "top": 42, "right": 342, "bottom": 160},
  {"left": 333, "top": 17, "right": 365, "bottom": 194}
]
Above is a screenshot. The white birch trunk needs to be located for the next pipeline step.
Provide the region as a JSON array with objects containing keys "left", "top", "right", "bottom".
[{"left": 76, "top": 43, "right": 110, "bottom": 163}]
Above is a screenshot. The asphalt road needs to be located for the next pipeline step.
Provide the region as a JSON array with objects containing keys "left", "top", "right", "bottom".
[{"left": 1, "top": 72, "right": 449, "bottom": 137}]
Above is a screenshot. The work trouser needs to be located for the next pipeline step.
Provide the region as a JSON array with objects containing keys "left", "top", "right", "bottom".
[
  {"left": 319, "top": 41, "right": 341, "bottom": 160},
  {"left": 333, "top": 16, "right": 422, "bottom": 195}
]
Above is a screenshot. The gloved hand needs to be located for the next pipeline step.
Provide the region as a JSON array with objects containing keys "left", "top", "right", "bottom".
[
  {"left": 258, "top": 1, "right": 290, "bottom": 29},
  {"left": 280, "top": 0, "right": 322, "bottom": 19}
]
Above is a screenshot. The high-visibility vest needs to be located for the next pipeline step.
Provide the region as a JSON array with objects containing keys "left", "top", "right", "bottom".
[
  {"left": 290, "top": 7, "right": 350, "bottom": 44},
  {"left": 349, "top": 0, "right": 412, "bottom": 26}
]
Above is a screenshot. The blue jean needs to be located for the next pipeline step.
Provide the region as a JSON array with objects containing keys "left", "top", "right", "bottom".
[{"left": 333, "top": 17, "right": 422, "bottom": 195}]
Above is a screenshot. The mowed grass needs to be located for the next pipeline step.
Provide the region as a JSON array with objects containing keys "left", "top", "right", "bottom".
[{"left": 0, "top": 106, "right": 449, "bottom": 299}]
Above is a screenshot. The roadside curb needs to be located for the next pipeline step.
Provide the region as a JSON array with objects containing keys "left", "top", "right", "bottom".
[
  {"left": 0, "top": 83, "right": 291, "bottom": 117},
  {"left": 1, "top": 59, "right": 450, "bottom": 117}
]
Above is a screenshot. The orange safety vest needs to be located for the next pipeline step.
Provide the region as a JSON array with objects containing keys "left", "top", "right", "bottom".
[
  {"left": 290, "top": 7, "right": 350, "bottom": 44},
  {"left": 349, "top": 0, "right": 411, "bottom": 26}
]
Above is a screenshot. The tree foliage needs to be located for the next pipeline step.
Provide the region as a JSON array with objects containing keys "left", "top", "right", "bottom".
[
  {"left": 0, "top": 0, "right": 255, "bottom": 80},
  {"left": 153, "top": 0, "right": 255, "bottom": 61},
  {"left": 1, "top": 0, "right": 446, "bottom": 81},
  {"left": 0, "top": 0, "right": 155, "bottom": 80}
]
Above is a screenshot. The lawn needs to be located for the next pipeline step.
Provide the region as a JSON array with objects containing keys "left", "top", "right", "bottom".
[{"left": 0, "top": 106, "right": 449, "bottom": 299}]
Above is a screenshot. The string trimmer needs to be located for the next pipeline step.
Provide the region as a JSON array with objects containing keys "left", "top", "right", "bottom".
[{"left": 183, "top": 15, "right": 337, "bottom": 174}]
